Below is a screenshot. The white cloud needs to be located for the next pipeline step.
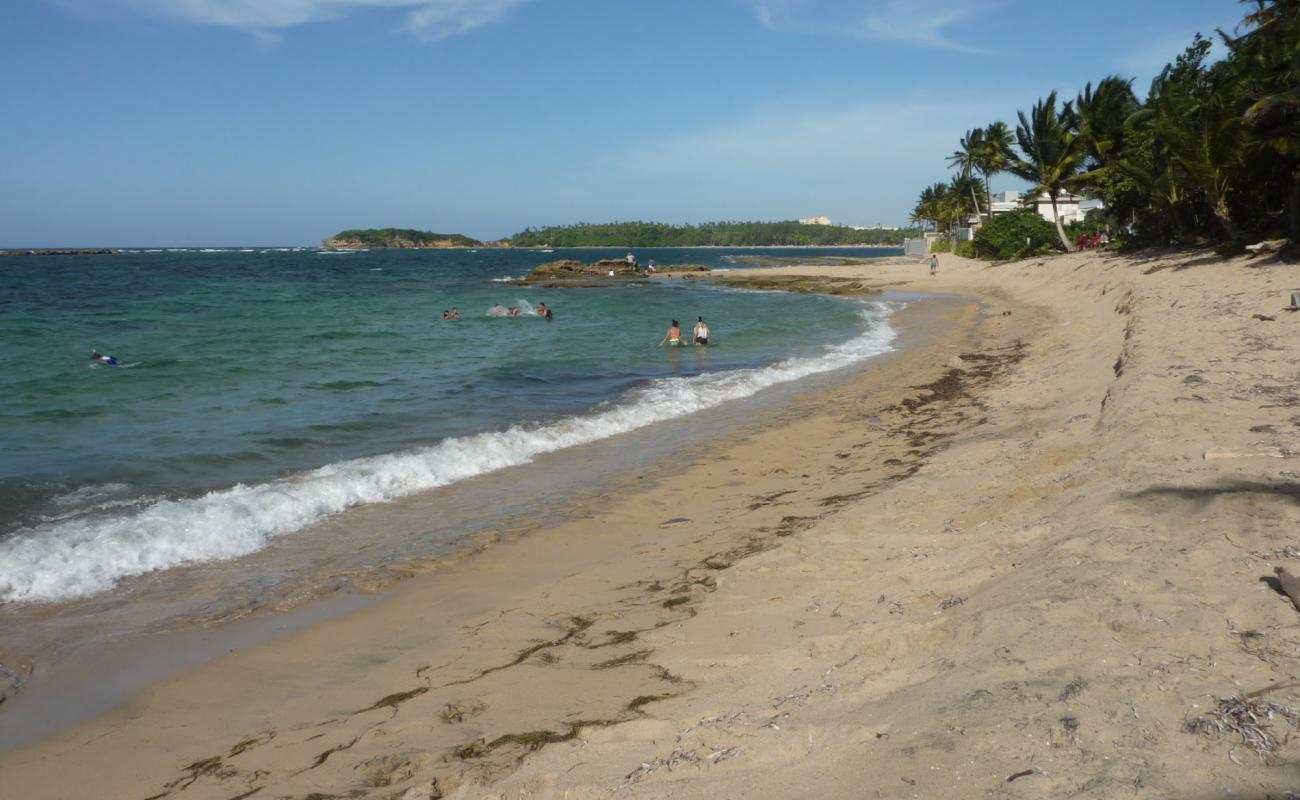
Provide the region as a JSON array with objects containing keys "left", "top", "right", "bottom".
[
  {"left": 566, "top": 92, "right": 1025, "bottom": 224},
  {"left": 746, "top": 0, "right": 988, "bottom": 52},
  {"left": 95, "top": 0, "right": 531, "bottom": 38}
]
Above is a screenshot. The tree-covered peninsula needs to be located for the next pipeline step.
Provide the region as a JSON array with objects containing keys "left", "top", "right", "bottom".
[
  {"left": 508, "top": 221, "right": 912, "bottom": 248},
  {"left": 322, "top": 228, "right": 483, "bottom": 249}
]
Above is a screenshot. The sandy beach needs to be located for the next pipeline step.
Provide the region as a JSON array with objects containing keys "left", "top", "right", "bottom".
[{"left": 4, "top": 247, "right": 1300, "bottom": 799}]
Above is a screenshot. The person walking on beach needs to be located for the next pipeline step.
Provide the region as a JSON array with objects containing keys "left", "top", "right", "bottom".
[
  {"left": 693, "top": 317, "right": 710, "bottom": 346},
  {"left": 658, "top": 320, "right": 683, "bottom": 347},
  {"left": 930, "top": 254, "right": 938, "bottom": 276}
]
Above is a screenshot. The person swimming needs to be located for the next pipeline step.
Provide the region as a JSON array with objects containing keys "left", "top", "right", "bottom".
[
  {"left": 658, "top": 319, "right": 683, "bottom": 347},
  {"left": 536, "top": 302, "right": 553, "bottom": 321},
  {"left": 91, "top": 350, "right": 120, "bottom": 366}
]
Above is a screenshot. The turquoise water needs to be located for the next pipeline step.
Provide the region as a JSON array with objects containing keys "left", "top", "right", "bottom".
[{"left": 0, "top": 247, "right": 899, "bottom": 603}]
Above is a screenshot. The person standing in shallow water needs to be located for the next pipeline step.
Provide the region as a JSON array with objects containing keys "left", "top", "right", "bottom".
[
  {"left": 930, "top": 254, "right": 938, "bottom": 276},
  {"left": 693, "top": 317, "right": 710, "bottom": 346},
  {"left": 658, "top": 319, "right": 682, "bottom": 347}
]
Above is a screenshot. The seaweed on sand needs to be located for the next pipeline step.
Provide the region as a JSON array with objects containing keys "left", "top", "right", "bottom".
[{"left": 1184, "top": 693, "right": 1300, "bottom": 763}]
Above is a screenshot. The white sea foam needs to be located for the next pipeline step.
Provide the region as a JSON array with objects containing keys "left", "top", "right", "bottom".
[{"left": 0, "top": 303, "right": 896, "bottom": 604}]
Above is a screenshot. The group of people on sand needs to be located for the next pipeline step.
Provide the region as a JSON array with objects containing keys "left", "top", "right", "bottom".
[
  {"left": 658, "top": 317, "right": 710, "bottom": 347},
  {"left": 1075, "top": 231, "right": 1109, "bottom": 251}
]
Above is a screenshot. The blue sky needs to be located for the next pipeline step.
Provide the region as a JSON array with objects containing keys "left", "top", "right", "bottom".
[{"left": 2, "top": 0, "right": 1242, "bottom": 246}]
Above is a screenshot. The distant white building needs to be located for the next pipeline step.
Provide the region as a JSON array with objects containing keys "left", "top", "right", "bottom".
[
  {"left": 798, "top": 215, "right": 832, "bottom": 226},
  {"left": 850, "top": 224, "right": 901, "bottom": 231},
  {"left": 989, "top": 191, "right": 1022, "bottom": 216}
]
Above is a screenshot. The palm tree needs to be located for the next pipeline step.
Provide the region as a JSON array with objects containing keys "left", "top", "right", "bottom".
[
  {"left": 948, "top": 129, "right": 987, "bottom": 221},
  {"left": 1153, "top": 79, "right": 1246, "bottom": 240},
  {"left": 950, "top": 174, "right": 987, "bottom": 224},
  {"left": 1007, "top": 92, "right": 1087, "bottom": 249},
  {"left": 1075, "top": 76, "right": 1140, "bottom": 176},
  {"left": 975, "top": 121, "right": 1015, "bottom": 218},
  {"left": 911, "top": 183, "right": 950, "bottom": 231},
  {"left": 1227, "top": 0, "right": 1300, "bottom": 237}
]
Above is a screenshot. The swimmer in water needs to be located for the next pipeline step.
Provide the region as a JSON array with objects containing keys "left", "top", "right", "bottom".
[
  {"left": 658, "top": 319, "right": 683, "bottom": 347},
  {"left": 91, "top": 350, "right": 120, "bottom": 366}
]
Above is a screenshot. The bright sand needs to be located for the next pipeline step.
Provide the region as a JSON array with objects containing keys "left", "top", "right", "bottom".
[{"left": 3, "top": 248, "right": 1300, "bottom": 798}]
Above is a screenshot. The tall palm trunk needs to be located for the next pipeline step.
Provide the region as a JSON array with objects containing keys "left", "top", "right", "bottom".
[
  {"left": 1207, "top": 188, "right": 1239, "bottom": 241},
  {"left": 982, "top": 169, "right": 994, "bottom": 220},
  {"left": 1290, "top": 178, "right": 1300, "bottom": 240},
  {"left": 1049, "top": 192, "right": 1072, "bottom": 250}
]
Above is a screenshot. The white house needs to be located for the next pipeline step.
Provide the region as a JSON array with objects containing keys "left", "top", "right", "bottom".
[
  {"left": 987, "top": 191, "right": 1104, "bottom": 224},
  {"left": 798, "top": 215, "right": 832, "bottom": 226},
  {"left": 989, "top": 191, "right": 1022, "bottom": 216}
]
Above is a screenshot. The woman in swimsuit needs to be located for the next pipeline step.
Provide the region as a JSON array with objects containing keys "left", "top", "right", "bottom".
[{"left": 658, "top": 320, "right": 683, "bottom": 347}]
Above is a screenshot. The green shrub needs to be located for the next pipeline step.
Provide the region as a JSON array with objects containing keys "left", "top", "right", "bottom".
[
  {"left": 955, "top": 241, "right": 977, "bottom": 258},
  {"left": 930, "top": 238, "right": 953, "bottom": 253},
  {"left": 972, "top": 210, "right": 1060, "bottom": 260}
]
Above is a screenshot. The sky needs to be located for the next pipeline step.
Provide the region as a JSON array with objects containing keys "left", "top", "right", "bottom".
[{"left": 1, "top": 0, "right": 1244, "bottom": 246}]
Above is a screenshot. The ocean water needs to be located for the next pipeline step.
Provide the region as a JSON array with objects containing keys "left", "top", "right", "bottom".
[{"left": 0, "top": 247, "right": 900, "bottom": 606}]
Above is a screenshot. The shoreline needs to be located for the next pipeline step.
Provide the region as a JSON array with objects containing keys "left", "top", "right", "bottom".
[
  {"left": 0, "top": 284, "right": 985, "bottom": 793},
  {"left": 0, "top": 292, "right": 910, "bottom": 750},
  {"left": 5, "top": 247, "right": 1299, "bottom": 798}
]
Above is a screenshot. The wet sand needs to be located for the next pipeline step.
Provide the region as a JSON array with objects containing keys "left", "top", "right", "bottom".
[{"left": 5, "top": 247, "right": 1300, "bottom": 799}]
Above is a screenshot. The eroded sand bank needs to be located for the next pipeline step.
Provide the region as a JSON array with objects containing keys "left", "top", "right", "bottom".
[{"left": 4, "top": 248, "right": 1300, "bottom": 799}]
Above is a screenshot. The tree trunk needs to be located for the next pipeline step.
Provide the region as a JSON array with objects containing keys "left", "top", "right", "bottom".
[
  {"left": 1051, "top": 193, "right": 1071, "bottom": 250},
  {"left": 1207, "top": 188, "right": 1239, "bottom": 242},
  {"left": 983, "top": 171, "right": 994, "bottom": 221},
  {"left": 969, "top": 184, "right": 981, "bottom": 223},
  {"left": 1289, "top": 179, "right": 1299, "bottom": 241}
]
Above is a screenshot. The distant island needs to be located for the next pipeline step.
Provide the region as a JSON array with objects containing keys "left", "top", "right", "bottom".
[
  {"left": 1, "top": 248, "right": 121, "bottom": 256},
  {"left": 507, "top": 221, "right": 913, "bottom": 247},
  {"left": 322, "top": 221, "right": 915, "bottom": 250},
  {"left": 322, "top": 228, "right": 483, "bottom": 249}
]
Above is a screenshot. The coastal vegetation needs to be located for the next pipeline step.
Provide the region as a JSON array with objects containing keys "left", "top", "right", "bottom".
[
  {"left": 914, "top": 0, "right": 1300, "bottom": 254},
  {"left": 323, "top": 228, "right": 483, "bottom": 248},
  {"left": 508, "top": 221, "right": 913, "bottom": 247}
]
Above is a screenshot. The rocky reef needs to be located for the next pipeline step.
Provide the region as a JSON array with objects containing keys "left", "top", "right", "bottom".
[
  {"left": 514, "top": 259, "right": 710, "bottom": 286},
  {"left": 712, "top": 274, "right": 882, "bottom": 296}
]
